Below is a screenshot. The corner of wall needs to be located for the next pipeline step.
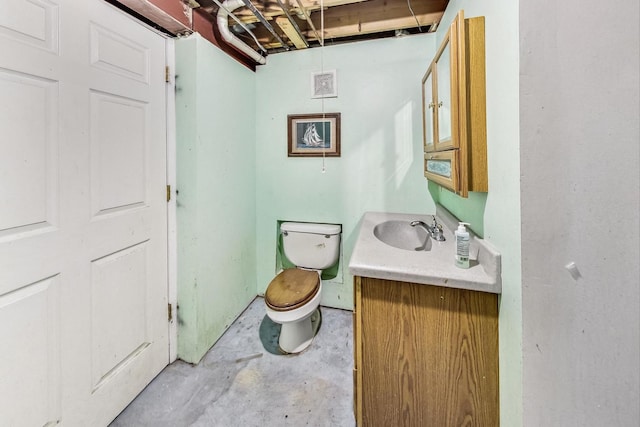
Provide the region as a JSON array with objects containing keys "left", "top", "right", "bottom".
[
  {"left": 436, "top": 187, "right": 487, "bottom": 237},
  {"left": 175, "top": 31, "right": 258, "bottom": 364}
]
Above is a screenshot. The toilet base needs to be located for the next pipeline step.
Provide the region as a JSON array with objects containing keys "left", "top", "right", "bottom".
[{"left": 278, "top": 308, "right": 321, "bottom": 354}]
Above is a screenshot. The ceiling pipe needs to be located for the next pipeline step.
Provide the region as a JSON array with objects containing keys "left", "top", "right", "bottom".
[{"left": 216, "top": 0, "right": 267, "bottom": 65}]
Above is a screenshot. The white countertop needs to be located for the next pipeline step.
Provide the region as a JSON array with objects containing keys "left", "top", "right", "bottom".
[{"left": 348, "top": 207, "right": 502, "bottom": 294}]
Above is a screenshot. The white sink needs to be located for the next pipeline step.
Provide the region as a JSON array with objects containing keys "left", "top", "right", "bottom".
[
  {"left": 348, "top": 210, "right": 502, "bottom": 294},
  {"left": 373, "top": 220, "right": 431, "bottom": 251}
]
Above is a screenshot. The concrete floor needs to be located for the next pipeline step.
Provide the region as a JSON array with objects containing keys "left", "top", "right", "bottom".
[{"left": 110, "top": 297, "right": 355, "bottom": 427}]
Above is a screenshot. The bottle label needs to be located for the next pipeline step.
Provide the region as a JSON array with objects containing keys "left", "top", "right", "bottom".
[{"left": 456, "top": 238, "right": 469, "bottom": 257}]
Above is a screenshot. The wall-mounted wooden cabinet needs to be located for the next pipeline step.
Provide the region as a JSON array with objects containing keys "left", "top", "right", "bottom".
[
  {"left": 423, "top": 25, "right": 458, "bottom": 153},
  {"left": 422, "top": 10, "right": 487, "bottom": 198},
  {"left": 353, "top": 276, "right": 499, "bottom": 426},
  {"left": 424, "top": 149, "right": 459, "bottom": 191}
]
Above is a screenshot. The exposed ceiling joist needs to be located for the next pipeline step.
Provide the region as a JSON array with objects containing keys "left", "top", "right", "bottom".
[
  {"left": 305, "top": 12, "right": 444, "bottom": 40},
  {"left": 307, "top": 0, "right": 446, "bottom": 34},
  {"left": 231, "top": 0, "right": 371, "bottom": 24},
  {"left": 295, "top": 0, "right": 322, "bottom": 43},
  {"left": 275, "top": 16, "right": 309, "bottom": 49},
  {"left": 274, "top": 0, "right": 309, "bottom": 48},
  {"left": 110, "top": 0, "right": 449, "bottom": 66},
  {"left": 243, "top": 0, "right": 447, "bottom": 51}
]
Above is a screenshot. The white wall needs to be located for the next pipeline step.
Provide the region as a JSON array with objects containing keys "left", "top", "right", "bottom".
[
  {"left": 254, "top": 35, "right": 437, "bottom": 310},
  {"left": 520, "top": 0, "right": 640, "bottom": 425}
]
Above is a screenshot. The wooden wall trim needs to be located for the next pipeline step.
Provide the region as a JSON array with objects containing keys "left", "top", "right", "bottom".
[
  {"left": 192, "top": 9, "right": 256, "bottom": 71},
  {"left": 110, "top": 0, "right": 192, "bottom": 34},
  {"left": 109, "top": 0, "right": 257, "bottom": 71}
]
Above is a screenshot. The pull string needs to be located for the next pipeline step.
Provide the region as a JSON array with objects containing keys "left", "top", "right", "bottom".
[
  {"left": 320, "top": 0, "right": 326, "bottom": 173},
  {"left": 407, "top": 0, "right": 422, "bottom": 32}
]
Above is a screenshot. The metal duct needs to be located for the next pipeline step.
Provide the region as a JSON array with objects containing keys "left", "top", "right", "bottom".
[{"left": 216, "top": 0, "right": 266, "bottom": 65}]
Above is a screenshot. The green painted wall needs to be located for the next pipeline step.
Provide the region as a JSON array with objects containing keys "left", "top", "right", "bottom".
[
  {"left": 438, "top": 1, "right": 522, "bottom": 425},
  {"left": 428, "top": 181, "right": 487, "bottom": 237},
  {"left": 176, "top": 34, "right": 257, "bottom": 364},
  {"left": 255, "top": 35, "right": 437, "bottom": 310},
  {"left": 175, "top": 10, "right": 522, "bottom": 422}
]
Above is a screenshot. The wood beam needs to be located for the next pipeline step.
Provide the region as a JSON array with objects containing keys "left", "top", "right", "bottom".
[
  {"left": 111, "top": 0, "right": 192, "bottom": 34},
  {"left": 248, "top": 0, "right": 446, "bottom": 46},
  {"left": 232, "top": 0, "right": 371, "bottom": 24},
  {"left": 294, "top": 0, "right": 446, "bottom": 40},
  {"left": 192, "top": 8, "right": 256, "bottom": 71},
  {"left": 295, "top": 0, "right": 322, "bottom": 43},
  {"left": 305, "top": 12, "right": 444, "bottom": 40},
  {"left": 275, "top": 16, "right": 309, "bottom": 49}
]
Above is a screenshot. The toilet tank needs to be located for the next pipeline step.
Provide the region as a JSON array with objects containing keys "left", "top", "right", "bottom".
[{"left": 281, "top": 222, "right": 341, "bottom": 270}]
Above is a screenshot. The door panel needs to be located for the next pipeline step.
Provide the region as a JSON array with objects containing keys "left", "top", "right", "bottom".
[
  {"left": 0, "top": 0, "right": 169, "bottom": 425},
  {"left": 90, "top": 91, "right": 148, "bottom": 215},
  {"left": 90, "top": 242, "right": 150, "bottom": 391},
  {"left": 0, "top": 69, "right": 58, "bottom": 241},
  {"left": 90, "top": 23, "right": 150, "bottom": 84},
  {"left": 0, "top": 9, "right": 64, "bottom": 426},
  {"left": 0, "top": 0, "right": 59, "bottom": 54},
  {"left": 0, "top": 276, "right": 61, "bottom": 427}
]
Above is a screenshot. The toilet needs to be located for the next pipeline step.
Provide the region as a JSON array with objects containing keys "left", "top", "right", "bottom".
[{"left": 265, "top": 221, "right": 341, "bottom": 354}]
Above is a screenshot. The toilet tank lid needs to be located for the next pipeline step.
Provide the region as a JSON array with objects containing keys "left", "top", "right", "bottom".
[{"left": 281, "top": 222, "right": 341, "bottom": 235}]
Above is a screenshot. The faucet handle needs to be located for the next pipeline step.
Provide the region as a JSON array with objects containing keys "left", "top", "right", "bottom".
[{"left": 431, "top": 218, "right": 446, "bottom": 241}]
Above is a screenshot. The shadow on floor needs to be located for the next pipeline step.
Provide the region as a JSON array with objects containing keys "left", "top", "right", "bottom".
[
  {"left": 259, "top": 309, "right": 323, "bottom": 356},
  {"left": 258, "top": 314, "right": 281, "bottom": 355}
]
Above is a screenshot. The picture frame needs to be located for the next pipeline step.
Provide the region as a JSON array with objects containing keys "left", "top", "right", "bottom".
[
  {"left": 287, "top": 113, "right": 341, "bottom": 157},
  {"left": 310, "top": 69, "right": 338, "bottom": 98}
]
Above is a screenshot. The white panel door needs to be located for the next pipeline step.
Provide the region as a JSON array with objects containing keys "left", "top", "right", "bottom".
[{"left": 0, "top": 0, "right": 169, "bottom": 425}]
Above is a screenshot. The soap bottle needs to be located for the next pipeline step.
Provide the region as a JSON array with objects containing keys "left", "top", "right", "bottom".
[{"left": 455, "top": 222, "right": 470, "bottom": 269}]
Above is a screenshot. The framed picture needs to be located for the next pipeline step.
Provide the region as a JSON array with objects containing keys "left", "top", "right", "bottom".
[
  {"left": 310, "top": 70, "right": 338, "bottom": 98},
  {"left": 287, "top": 113, "right": 341, "bottom": 157}
]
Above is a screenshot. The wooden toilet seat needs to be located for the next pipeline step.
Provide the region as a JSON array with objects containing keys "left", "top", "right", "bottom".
[{"left": 265, "top": 268, "right": 320, "bottom": 311}]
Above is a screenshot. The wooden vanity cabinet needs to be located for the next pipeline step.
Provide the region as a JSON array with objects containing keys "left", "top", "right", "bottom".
[
  {"left": 353, "top": 276, "right": 499, "bottom": 426},
  {"left": 422, "top": 10, "right": 487, "bottom": 198}
]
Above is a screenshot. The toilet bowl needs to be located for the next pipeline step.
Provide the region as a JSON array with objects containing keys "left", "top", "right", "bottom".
[
  {"left": 264, "top": 222, "right": 341, "bottom": 354},
  {"left": 265, "top": 269, "right": 322, "bottom": 353}
]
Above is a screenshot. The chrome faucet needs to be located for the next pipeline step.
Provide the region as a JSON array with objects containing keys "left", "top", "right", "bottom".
[{"left": 410, "top": 216, "right": 446, "bottom": 241}]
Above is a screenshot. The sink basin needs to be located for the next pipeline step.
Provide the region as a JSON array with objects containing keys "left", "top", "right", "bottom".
[{"left": 373, "top": 220, "right": 431, "bottom": 251}]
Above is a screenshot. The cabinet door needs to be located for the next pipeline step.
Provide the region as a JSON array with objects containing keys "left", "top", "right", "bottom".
[
  {"left": 422, "top": 66, "right": 435, "bottom": 152},
  {"left": 435, "top": 41, "right": 452, "bottom": 147},
  {"left": 424, "top": 150, "right": 459, "bottom": 193},
  {"left": 422, "top": 10, "right": 487, "bottom": 197},
  {"left": 356, "top": 277, "right": 499, "bottom": 427},
  {"left": 433, "top": 26, "right": 458, "bottom": 151}
]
